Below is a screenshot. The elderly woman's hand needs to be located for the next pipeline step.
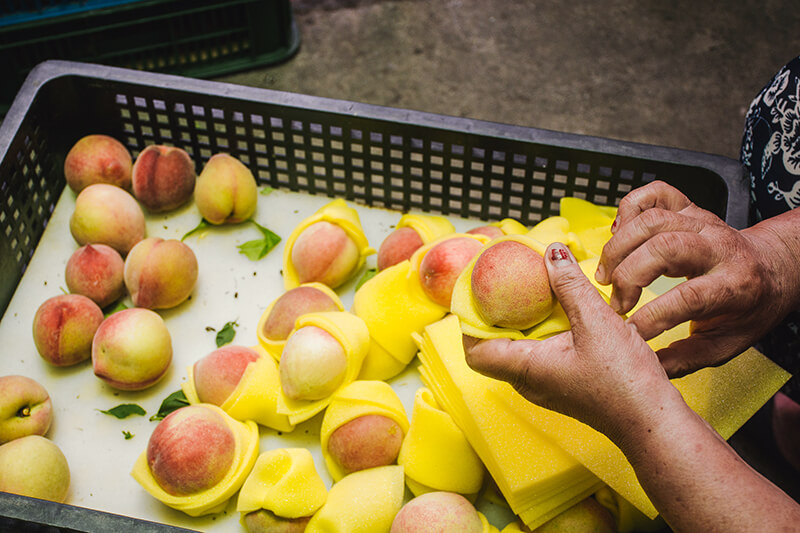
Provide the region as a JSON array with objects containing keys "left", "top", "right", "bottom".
[{"left": 595, "top": 180, "right": 800, "bottom": 378}]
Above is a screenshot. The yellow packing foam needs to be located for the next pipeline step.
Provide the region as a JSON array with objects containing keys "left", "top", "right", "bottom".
[
  {"left": 493, "top": 217, "right": 529, "bottom": 236},
  {"left": 182, "top": 344, "right": 294, "bottom": 433},
  {"left": 282, "top": 198, "right": 375, "bottom": 290},
  {"left": 130, "top": 404, "right": 260, "bottom": 517},
  {"left": 320, "top": 380, "right": 410, "bottom": 483},
  {"left": 397, "top": 387, "right": 485, "bottom": 497},
  {"left": 305, "top": 465, "right": 405, "bottom": 533},
  {"left": 236, "top": 448, "right": 328, "bottom": 519},
  {"left": 276, "top": 311, "right": 370, "bottom": 426},
  {"left": 395, "top": 212, "right": 456, "bottom": 242},
  {"left": 558, "top": 197, "right": 615, "bottom": 258}
]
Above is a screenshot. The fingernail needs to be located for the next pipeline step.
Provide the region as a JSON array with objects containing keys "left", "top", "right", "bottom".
[
  {"left": 548, "top": 244, "right": 574, "bottom": 267},
  {"left": 610, "top": 215, "right": 620, "bottom": 234}
]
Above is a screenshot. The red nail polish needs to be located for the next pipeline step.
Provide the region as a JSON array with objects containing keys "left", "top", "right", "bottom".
[{"left": 549, "top": 246, "right": 572, "bottom": 265}]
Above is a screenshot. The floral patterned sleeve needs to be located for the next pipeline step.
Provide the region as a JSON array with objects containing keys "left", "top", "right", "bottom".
[{"left": 741, "top": 55, "right": 800, "bottom": 400}]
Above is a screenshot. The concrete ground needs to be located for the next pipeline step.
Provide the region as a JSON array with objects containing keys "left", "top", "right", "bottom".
[{"left": 215, "top": 0, "right": 800, "bottom": 509}]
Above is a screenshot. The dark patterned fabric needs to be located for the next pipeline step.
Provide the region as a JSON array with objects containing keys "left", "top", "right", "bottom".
[{"left": 741, "top": 55, "right": 800, "bottom": 401}]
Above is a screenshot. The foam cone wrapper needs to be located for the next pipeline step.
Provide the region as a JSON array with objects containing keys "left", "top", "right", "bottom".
[
  {"left": 353, "top": 233, "right": 487, "bottom": 380},
  {"left": 493, "top": 217, "right": 529, "bottom": 235},
  {"left": 282, "top": 198, "right": 375, "bottom": 290},
  {"left": 236, "top": 448, "right": 328, "bottom": 519},
  {"left": 305, "top": 465, "right": 405, "bottom": 533},
  {"left": 320, "top": 380, "right": 410, "bottom": 482},
  {"left": 397, "top": 387, "right": 485, "bottom": 496},
  {"left": 396, "top": 212, "right": 456, "bottom": 242},
  {"left": 130, "top": 404, "right": 260, "bottom": 517},
  {"left": 182, "top": 345, "right": 295, "bottom": 433},
  {"left": 256, "top": 282, "right": 346, "bottom": 361},
  {"left": 276, "top": 311, "right": 370, "bottom": 425}
]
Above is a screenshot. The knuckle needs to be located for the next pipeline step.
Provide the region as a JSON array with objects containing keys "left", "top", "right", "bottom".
[{"left": 675, "top": 283, "right": 708, "bottom": 316}]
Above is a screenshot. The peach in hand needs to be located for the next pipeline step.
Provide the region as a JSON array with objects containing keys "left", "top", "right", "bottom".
[
  {"left": 65, "top": 244, "right": 125, "bottom": 308},
  {"left": 279, "top": 325, "right": 347, "bottom": 401},
  {"left": 261, "top": 285, "right": 341, "bottom": 342},
  {"left": 32, "top": 294, "right": 104, "bottom": 366},
  {"left": 64, "top": 134, "right": 132, "bottom": 193},
  {"left": 327, "top": 414, "right": 404, "bottom": 475},
  {"left": 146, "top": 405, "right": 236, "bottom": 496},
  {"left": 0, "top": 375, "right": 53, "bottom": 444},
  {"left": 419, "top": 237, "right": 484, "bottom": 308},
  {"left": 377, "top": 227, "right": 424, "bottom": 270},
  {"left": 131, "top": 144, "right": 196, "bottom": 212},
  {"left": 92, "top": 308, "right": 172, "bottom": 390},
  {"left": 195, "top": 153, "right": 257, "bottom": 224},
  {"left": 69, "top": 183, "right": 146, "bottom": 255},
  {"left": 391, "top": 491, "right": 483, "bottom": 533},
  {"left": 471, "top": 240, "right": 553, "bottom": 329},
  {"left": 290, "top": 221, "right": 360, "bottom": 288},
  {"left": 193, "top": 346, "right": 260, "bottom": 407},
  {"left": 123, "top": 237, "right": 198, "bottom": 309},
  {"left": 0, "top": 435, "right": 70, "bottom": 503}
]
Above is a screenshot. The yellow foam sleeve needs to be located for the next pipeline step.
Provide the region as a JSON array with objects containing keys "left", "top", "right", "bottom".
[
  {"left": 236, "top": 448, "right": 328, "bottom": 518},
  {"left": 397, "top": 387, "right": 485, "bottom": 496},
  {"left": 276, "top": 311, "right": 370, "bottom": 426},
  {"left": 256, "top": 283, "right": 346, "bottom": 361},
  {"left": 558, "top": 197, "right": 616, "bottom": 258},
  {"left": 305, "top": 465, "right": 405, "bottom": 533},
  {"left": 479, "top": 511, "right": 501, "bottom": 533},
  {"left": 352, "top": 232, "right": 488, "bottom": 380},
  {"left": 397, "top": 212, "right": 456, "bottom": 242},
  {"left": 500, "top": 521, "right": 526, "bottom": 533},
  {"left": 493, "top": 218, "right": 529, "bottom": 235},
  {"left": 594, "top": 485, "right": 666, "bottom": 533},
  {"left": 320, "top": 380, "right": 410, "bottom": 483},
  {"left": 282, "top": 198, "right": 375, "bottom": 290},
  {"left": 130, "top": 405, "right": 260, "bottom": 517},
  {"left": 182, "top": 345, "right": 295, "bottom": 433},
  {"left": 526, "top": 216, "right": 588, "bottom": 260}
]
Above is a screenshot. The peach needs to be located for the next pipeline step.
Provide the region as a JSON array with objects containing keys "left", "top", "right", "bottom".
[
  {"left": 526, "top": 497, "right": 616, "bottom": 533},
  {"left": 193, "top": 346, "right": 260, "bottom": 406},
  {"left": 0, "top": 375, "right": 53, "bottom": 444},
  {"left": 131, "top": 144, "right": 196, "bottom": 212},
  {"left": 69, "top": 183, "right": 146, "bottom": 255},
  {"left": 327, "top": 414, "right": 404, "bottom": 475},
  {"left": 0, "top": 435, "right": 70, "bottom": 503},
  {"left": 261, "top": 286, "right": 341, "bottom": 341},
  {"left": 290, "top": 221, "right": 360, "bottom": 288},
  {"left": 65, "top": 244, "right": 125, "bottom": 308},
  {"left": 419, "top": 237, "right": 484, "bottom": 308},
  {"left": 32, "top": 294, "right": 104, "bottom": 366},
  {"left": 243, "top": 509, "right": 311, "bottom": 533},
  {"left": 195, "top": 153, "right": 258, "bottom": 224},
  {"left": 92, "top": 307, "right": 172, "bottom": 390},
  {"left": 64, "top": 134, "right": 132, "bottom": 193},
  {"left": 377, "top": 227, "right": 424, "bottom": 270},
  {"left": 279, "top": 326, "right": 347, "bottom": 401},
  {"left": 471, "top": 240, "right": 553, "bottom": 329},
  {"left": 467, "top": 225, "right": 504, "bottom": 239},
  {"left": 391, "top": 491, "right": 483, "bottom": 533},
  {"left": 146, "top": 405, "right": 236, "bottom": 496},
  {"left": 123, "top": 237, "right": 198, "bottom": 310}
]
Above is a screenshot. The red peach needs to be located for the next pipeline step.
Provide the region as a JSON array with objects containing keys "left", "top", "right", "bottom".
[
  {"left": 131, "top": 145, "right": 196, "bottom": 212},
  {"left": 64, "top": 134, "right": 132, "bottom": 193},
  {"left": 279, "top": 326, "right": 347, "bottom": 401},
  {"left": 261, "top": 286, "right": 340, "bottom": 341},
  {"left": 69, "top": 183, "right": 146, "bottom": 255},
  {"left": 419, "top": 237, "right": 484, "bottom": 308},
  {"left": 327, "top": 414, "right": 404, "bottom": 475},
  {"left": 243, "top": 509, "right": 311, "bottom": 533},
  {"left": 92, "top": 308, "right": 172, "bottom": 391},
  {"left": 391, "top": 492, "right": 483, "bottom": 533},
  {"left": 65, "top": 244, "right": 125, "bottom": 308},
  {"left": 123, "top": 237, "right": 198, "bottom": 310},
  {"left": 466, "top": 225, "right": 504, "bottom": 239},
  {"left": 0, "top": 375, "right": 53, "bottom": 444},
  {"left": 471, "top": 240, "right": 553, "bottom": 329},
  {"left": 193, "top": 346, "right": 260, "bottom": 406},
  {"left": 32, "top": 294, "right": 104, "bottom": 366},
  {"left": 195, "top": 153, "right": 258, "bottom": 224},
  {"left": 377, "top": 227, "right": 424, "bottom": 270},
  {"left": 291, "top": 221, "right": 360, "bottom": 288},
  {"left": 146, "top": 405, "right": 236, "bottom": 496}
]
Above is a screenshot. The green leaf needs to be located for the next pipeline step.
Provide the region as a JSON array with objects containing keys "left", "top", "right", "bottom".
[
  {"left": 237, "top": 219, "right": 281, "bottom": 261},
  {"left": 122, "top": 430, "right": 134, "bottom": 440},
  {"left": 355, "top": 267, "right": 379, "bottom": 290},
  {"left": 150, "top": 390, "right": 190, "bottom": 421},
  {"left": 182, "top": 219, "right": 211, "bottom": 241},
  {"left": 260, "top": 186, "right": 275, "bottom": 196},
  {"left": 104, "top": 301, "right": 128, "bottom": 318},
  {"left": 216, "top": 320, "right": 239, "bottom": 347},
  {"left": 98, "top": 404, "right": 146, "bottom": 419}
]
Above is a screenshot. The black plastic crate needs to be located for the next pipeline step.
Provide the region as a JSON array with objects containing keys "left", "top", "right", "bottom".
[{"left": 0, "top": 0, "right": 299, "bottom": 115}]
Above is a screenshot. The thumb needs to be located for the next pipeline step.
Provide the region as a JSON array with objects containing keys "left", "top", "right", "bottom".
[{"left": 545, "top": 242, "right": 616, "bottom": 332}]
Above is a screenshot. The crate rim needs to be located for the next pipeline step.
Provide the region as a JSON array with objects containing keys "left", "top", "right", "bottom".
[{"left": 1, "top": 60, "right": 749, "bottom": 229}]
